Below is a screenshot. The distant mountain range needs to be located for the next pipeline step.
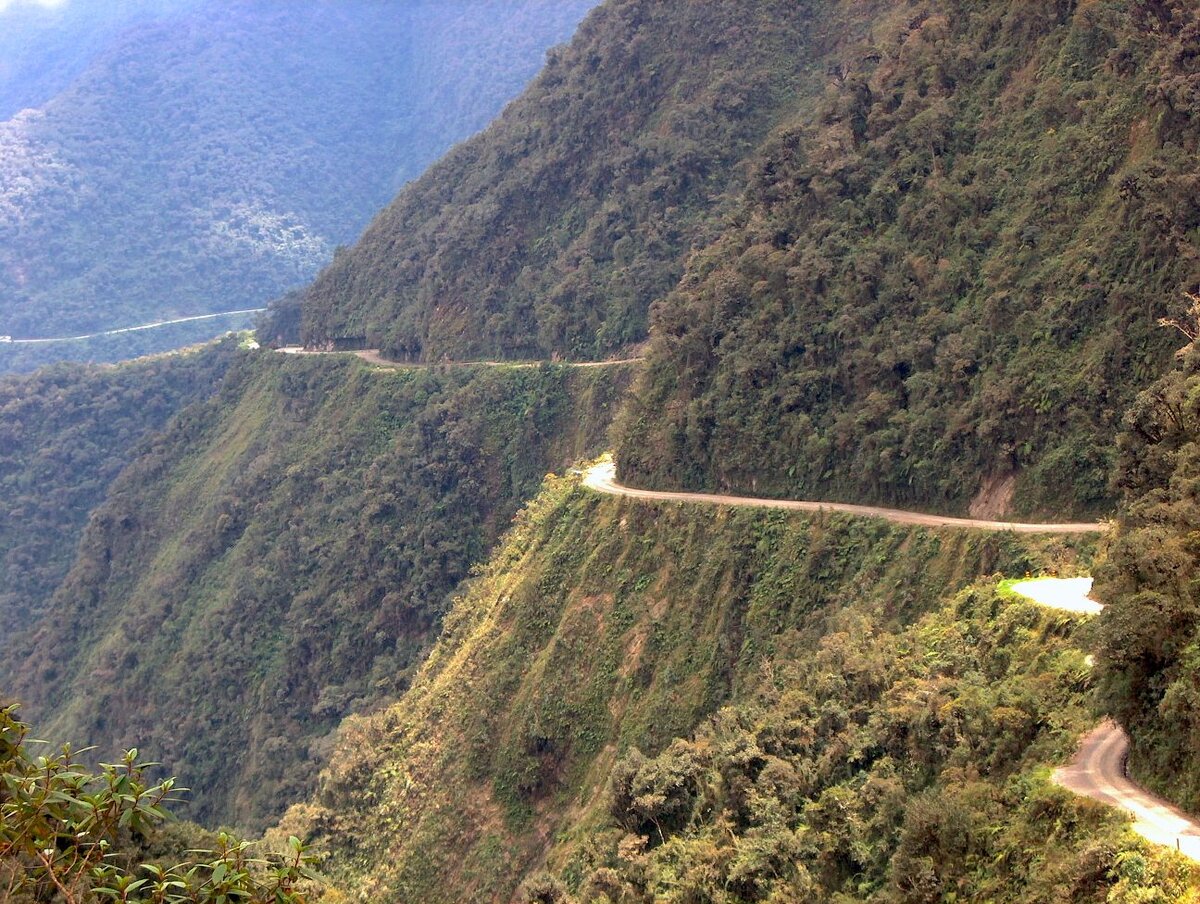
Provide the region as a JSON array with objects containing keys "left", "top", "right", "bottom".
[{"left": 0, "top": 0, "right": 595, "bottom": 370}]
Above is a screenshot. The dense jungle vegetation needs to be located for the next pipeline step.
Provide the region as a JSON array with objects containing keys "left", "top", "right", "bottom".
[
  {"left": 278, "top": 477, "right": 1195, "bottom": 902},
  {"left": 298, "top": 0, "right": 1199, "bottom": 522},
  {"left": 616, "top": 0, "right": 1200, "bottom": 520},
  {"left": 5, "top": 353, "right": 632, "bottom": 833},
  {"left": 299, "top": 0, "right": 850, "bottom": 360},
  {"left": 0, "top": 342, "right": 237, "bottom": 640},
  {"left": 0, "top": 0, "right": 594, "bottom": 371},
  {"left": 1095, "top": 336, "right": 1200, "bottom": 817}
]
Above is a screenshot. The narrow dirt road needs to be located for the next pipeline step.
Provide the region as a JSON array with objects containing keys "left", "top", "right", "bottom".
[
  {"left": 1005, "top": 581, "right": 1200, "bottom": 862},
  {"left": 276, "top": 347, "right": 644, "bottom": 369},
  {"left": 583, "top": 471, "right": 1198, "bottom": 861},
  {"left": 1054, "top": 721, "right": 1200, "bottom": 860},
  {"left": 581, "top": 460, "right": 1106, "bottom": 534}
]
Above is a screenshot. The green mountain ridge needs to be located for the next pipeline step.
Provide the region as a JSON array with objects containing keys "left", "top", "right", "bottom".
[
  {"left": 298, "top": 0, "right": 845, "bottom": 361},
  {"left": 612, "top": 0, "right": 1199, "bottom": 520},
  {"left": 0, "top": 342, "right": 237, "bottom": 639},
  {"left": 275, "top": 476, "right": 1193, "bottom": 902}
]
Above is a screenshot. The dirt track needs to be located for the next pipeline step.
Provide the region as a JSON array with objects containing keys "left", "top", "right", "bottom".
[
  {"left": 581, "top": 460, "right": 1106, "bottom": 534},
  {"left": 276, "top": 347, "right": 643, "bottom": 369},
  {"left": 1054, "top": 721, "right": 1200, "bottom": 861}
]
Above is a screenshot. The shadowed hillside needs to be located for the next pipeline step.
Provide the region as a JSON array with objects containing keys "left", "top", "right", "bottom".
[{"left": 6, "top": 353, "right": 632, "bottom": 831}]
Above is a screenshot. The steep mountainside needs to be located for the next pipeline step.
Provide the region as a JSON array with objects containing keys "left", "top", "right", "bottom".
[
  {"left": 5, "top": 1, "right": 1200, "bottom": 900},
  {"left": 1096, "top": 338, "right": 1200, "bottom": 816},
  {"left": 296, "top": 0, "right": 1198, "bottom": 519},
  {"left": 299, "top": 0, "right": 857, "bottom": 360},
  {"left": 7, "top": 353, "right": 631, "bottom": 831},
  {"left": 0, "top": 342, "right": 237, "bottom": 639},
  {"left": 616, "top": 0, "right": 1200, "bottom": 520},
  {"left": 274, "top": 476, "right": 1195, "bottom": 902},
  {"left": 0, "top": 0, "right": 594, "bottom": 370}
]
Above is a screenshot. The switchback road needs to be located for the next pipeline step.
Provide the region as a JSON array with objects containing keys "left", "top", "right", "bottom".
[
  {"left": 1054, "top": 721, "right": 1200, "bottom": 860},
  {"left": 1004, "top": 581, "right": 1200, "bottom": 862}
]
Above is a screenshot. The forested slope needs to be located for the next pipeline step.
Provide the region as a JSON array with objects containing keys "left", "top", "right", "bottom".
[
  {"left": 6, "top": 353, "right": 631, "bottom": 832},
  {"left": 299, "top": 0, "right": 856, "bottom": 360},
  {"left": 5, "top": 1, "right": 1200, "bottom": 899},
  {"left": 0, "top": 0, "right": 201, "bottom": 119},
  {"left": 0, "top": 0, "right": 594, "bottom": 370},
  {"left": 300, "top": 0, "right": 1197, "bottom": 521},
  {"left": 0, "top": 342, "right": 237, "bottom": 639},
  {"left": 616, "top": 0, "right": 1200, "bottom": 519},
  {"left": 276, "top": 476, "right": 1195, "bottom": 902}
]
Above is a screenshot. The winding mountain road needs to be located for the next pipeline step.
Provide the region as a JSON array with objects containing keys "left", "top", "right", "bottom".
[
  {"left": 270, "top": 352, "right": 1197, "bottom": 858},
  {"left": 1054, "top": 721, "right": 1200, "bottom": 860},
  {"left": 581, "top": 460, "right": 1106, "bottom": 534},
  {"left": 1003, "top": 580, "right": 1200, "bottom": 861},
  {"left": 582, "top": 466, "right": 1199, "bottom": 861}
]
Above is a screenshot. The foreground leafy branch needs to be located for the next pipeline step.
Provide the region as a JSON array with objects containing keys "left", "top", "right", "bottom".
[{"left": 0, "top": 704, "right": 314, "bottom": 903}]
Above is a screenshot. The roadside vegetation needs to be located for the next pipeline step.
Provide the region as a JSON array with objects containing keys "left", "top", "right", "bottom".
[
  {"left": 1096, "top": 338, "right": 1200, "bottom": 816},
  {"left": 4, "top": 0, "right": 1200, "bottom": 899}
]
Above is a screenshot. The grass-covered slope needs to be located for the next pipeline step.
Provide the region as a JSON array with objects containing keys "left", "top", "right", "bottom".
[
  {"left": 0, "top": 0, "right": 594, "bottom": 370},
  {"left": 0, "top": 342, "right": 237, "bottom": 639},
  {"left": 616, "top": 0, "right": 1200, "bottom": 520},
  {"left": 271, "top": 476, "right": 1172, "bottom": 903},
  {"left": 543, "top": 581, "right": 1197, "bottom": 904},
  {"left": 300, "top": 0, "right": 858, "bottom": 361},
  {"left": 6, "top": 354, "right": 631, "bottom": 832}
]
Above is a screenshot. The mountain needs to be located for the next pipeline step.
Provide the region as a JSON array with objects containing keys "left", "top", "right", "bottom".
[
  {"left": 276, "top": 474, "right": 1184, "bottom": 902},
  {"left": 0, "top": 0, "right": 595, "bottom": 371},
  {"left": 4, "top": 0, "right": 1200, "bottom": 900},
  {"left": 295, "top": 0, "right": 1198, "bottom": 521},
  {"left": 614, "top": 0, "right": 1200, "bottom": 521},
  {"left": 298, "top": 0, "right": 840, "bottom": 361},
  {"left": 0, "top": 0, "right": 202, "bottom": 119}
]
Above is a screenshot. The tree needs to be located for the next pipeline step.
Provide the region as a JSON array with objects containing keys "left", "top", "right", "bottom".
[{"left": 0, "top": 704, "right": 315, "bottom": 903}]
